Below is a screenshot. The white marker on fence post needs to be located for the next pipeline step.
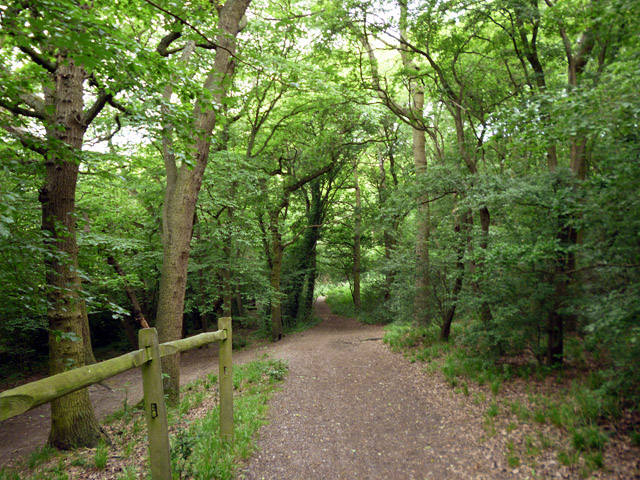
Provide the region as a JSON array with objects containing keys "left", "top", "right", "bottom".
[
  {"left": 218, "top": 317, "right": 234, "bottom": 442},
  {"left": 139, "top": 328, "right": 172, "bottom": 480}
]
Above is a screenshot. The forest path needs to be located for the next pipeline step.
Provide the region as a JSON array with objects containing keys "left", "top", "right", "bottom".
[
  {"left": 0, "top": 298, "right": 510, "bottom": 478},
  {"left": 238, "top": 298, "right": 508, "bottom": 480}
]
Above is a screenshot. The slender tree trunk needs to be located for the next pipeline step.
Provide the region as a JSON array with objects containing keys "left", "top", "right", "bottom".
[
  {"left": 378, "top": 151, "right": 398, "bottom": 302},
  {"left": 413, "top": 125, "right": 430, "bottom": 324},
  {"left": 270, "top": 243, "right": 284, "bottom": 341},
  {"left": 41, "top": 59, "right": 102, "bottom": 449},
  {"left": 107, "top": 254, "right": 150, "bottom": 330},
  {"left": 302, "top": 248, "right": 318, "bottom": 317},
  {"left": 235, "top": 289, "right": 244, "bottom": 317},
  {"left": 353, "top": 164, "right": 362, "bottom": 312},
  {"left": 544, "top": 27, "right": 594, "bottom": 364},
  {"left": 441, "top": 207, "right": 470, "bottom": 341},
  {"left": 222, "top": 242, "right": 233, "bottom": 317}
]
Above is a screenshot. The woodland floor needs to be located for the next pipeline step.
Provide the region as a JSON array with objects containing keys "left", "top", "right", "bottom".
[{"left": 1, "top": 298, "right": 638, "bottom": 479}]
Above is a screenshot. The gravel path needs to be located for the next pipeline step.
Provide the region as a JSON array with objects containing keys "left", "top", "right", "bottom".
[{"left": 239, "top": 298, "right": 510, "bottom": 480}]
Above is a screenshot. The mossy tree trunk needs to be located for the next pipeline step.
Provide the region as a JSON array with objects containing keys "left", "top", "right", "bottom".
[{"left": 41, "top": 59, "right": 102, "bottom": 449}]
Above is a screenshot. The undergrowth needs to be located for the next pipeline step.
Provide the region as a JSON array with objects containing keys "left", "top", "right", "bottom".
[
  {"left": 382, "top": 321, "right": 623, "bottom": 477},
  {"left": 324, "top": 281, "right": 393, "bottom": 325},
  {"left": 1, "top": 356, "right": 288, "bottom": 480}
]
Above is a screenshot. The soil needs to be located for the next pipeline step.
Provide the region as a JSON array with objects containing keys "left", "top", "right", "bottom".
[{"left": 1, "top": 298, "right": 638, "bottom": 479}]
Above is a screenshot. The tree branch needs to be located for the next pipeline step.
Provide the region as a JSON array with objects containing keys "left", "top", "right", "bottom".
[
  {"left": 282, "top": 223, "right": 324, "bottom": 249},
  {"left": 0, "top": 124, "right": 48, "bottom": 156},
  {"left": 143, "top": 0, "right": 237, "bottom": 58},
  {"left": 0, "top": 98, "right": 43, "bottom": 119},
  {"left": 83, "top": 90, "right": 113, "bottom": 126},
  {"left": 18, "top": 45, "right": 57, "bottom": 73}
]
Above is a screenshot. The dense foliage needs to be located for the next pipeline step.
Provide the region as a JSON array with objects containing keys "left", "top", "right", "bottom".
[{"left": 0, "top": 0, "right": 638, "bottom": 439}]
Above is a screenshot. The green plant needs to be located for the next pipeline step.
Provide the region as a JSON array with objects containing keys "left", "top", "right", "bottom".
[
  {"left": 116, "top": 466, "right": 138, "bottom": 480},
  {"left": 507, "top": 453, "right": 520, "bottom": 468},
  {"left": 473, "top": 392, "right": 486, "bottom": 405},
  {"left": 26, "top": 445, "right": 56, "bottom": 469},
  {"left": 584, "top": 451, "right": 604, "bottom": 469},
  {"left": 558, "top": 449, "right": 578, "bottom": 467},
  {"left": 50, "top": 458, "right": 68, "bottom": 480},
  {"left": 533, "top": 408, "right": 547, "bottom": 424},
  {"left": 509, "top": 400, "right": 531, "bottom": 422},
  {"left": 0, "top": 468, "right": 19, "bottom": 480},
  {"left": 486, "top": 402, "right": 499, "bottom": 418},
  {"left": 70, "top": 457, "right": 87, "bottom": 468},
  {"left": 462, "top": 381, "right": 469, "bottom": 396},
  {"left": 572, "top": 426, "right": 608, "bottom": 452},
  {"left": 182, "top": 357, "right": 288, "bottom": 480},
  {"left": 94, "top": 441, "right": 108, "bottom": 470},
  {"left": 171, "top": 429, "right": 196, "bottom": 479},
  {"left": 490, "top": 378, "right": 501, "bottom": 397}
]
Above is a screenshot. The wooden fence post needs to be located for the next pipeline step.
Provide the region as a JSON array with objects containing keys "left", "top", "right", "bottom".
[
  {"left": 139, "top": 328, "right": 171, "bottom": 480},
  {"left": 218, "top": 317, "right": 233, "bottom": 442}
]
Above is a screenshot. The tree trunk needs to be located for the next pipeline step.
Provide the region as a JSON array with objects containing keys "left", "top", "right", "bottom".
[
  {"left": 441, "top": 208, "right": 470, "bottom": 341},
  {"left": 413, "top": 124, "right": 430, "bottom": 324},
  {"left": 377, "top": 151, "right": 398, "bottom": 302},
  {"left": 155, "top": 0, "right": 250, "bottom": 405},
  {"left": 41, "top": 59, "right": 102, "bottom": 449},
  {"left": 106, "top": 254, "right": 150, "bottom": 329},
  {"left": 353, "top": 164, "right": 362, "bottom": 312},
  {"left": 302, "top": 247, "right": 318, "bottom": 317},
  {"left": 270, "top": 241, "right": 284, "bottom": 341}
]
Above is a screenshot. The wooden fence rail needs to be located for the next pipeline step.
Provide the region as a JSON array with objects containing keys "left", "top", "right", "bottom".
[{"left": 0, "top": 317, "right": 234, "bottom": 480}]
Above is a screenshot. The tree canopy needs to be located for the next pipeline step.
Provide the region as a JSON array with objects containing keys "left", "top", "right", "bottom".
[{"left": 1, "top": 0, "right": 638, "bottom": 449}]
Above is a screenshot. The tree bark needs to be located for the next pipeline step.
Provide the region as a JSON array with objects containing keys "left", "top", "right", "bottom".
[
  {"left": 441, "top": 207, "right": 471, "bottom": 341},
  {"left": 106, "top": 254, "right": 150, "bottom": 330},
  {"left": 40, "top": 59, "right": 102, "bottom": 449},
  {"left": 155, "top": 0, "right": 251, "bottom": 405},
  {"left": 353, "top": 164, "right": 362, "bottom": 312},
  {"left": 398, "top": 4, "right": 430, "bottom": 324},
  {"left": 269, "top": 212, "right": 285, "bottom": 340}
]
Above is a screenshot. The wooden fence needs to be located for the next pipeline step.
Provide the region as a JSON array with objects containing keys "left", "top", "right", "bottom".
[{"left": 0, "top": 317, "right": 234, "bottom": 480}]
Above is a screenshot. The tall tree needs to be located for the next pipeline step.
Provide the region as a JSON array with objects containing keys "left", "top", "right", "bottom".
[
  {"left": 0, "top": 0, "right": 137, "bottom": 448},
  {"left": 154, "top": 0, "right": 251, "bottom": 404}
]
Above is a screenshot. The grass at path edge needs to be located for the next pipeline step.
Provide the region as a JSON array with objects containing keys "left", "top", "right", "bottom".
[{"left": 0, "top": 356, "right": 288, "bottom": 480}]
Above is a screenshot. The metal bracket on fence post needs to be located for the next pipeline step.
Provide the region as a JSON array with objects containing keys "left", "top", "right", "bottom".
[
  {"left": 218, "top": 317, "right": 234, "bottom": 442},
  {"left": 139, "top": 328, "right": 172, "bottom": 480}
]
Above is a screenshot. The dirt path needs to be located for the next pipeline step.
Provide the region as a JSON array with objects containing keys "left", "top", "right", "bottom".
[
  {"left": 0, "top": 299, "right": 516, "bottom": 477},
  {"left": 239, "top": 298, "right": 510, "bottom": 480}
]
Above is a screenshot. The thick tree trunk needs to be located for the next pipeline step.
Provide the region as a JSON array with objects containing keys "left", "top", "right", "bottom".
[
  {"left": 41, "top": 60, "right": 102, "bottom": 449},
  {"left": 155, "top": 0, "right": 250, "bottom": 405},
  {"left": 156, "top": 168, "right": 203, "bottom": 403}
]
